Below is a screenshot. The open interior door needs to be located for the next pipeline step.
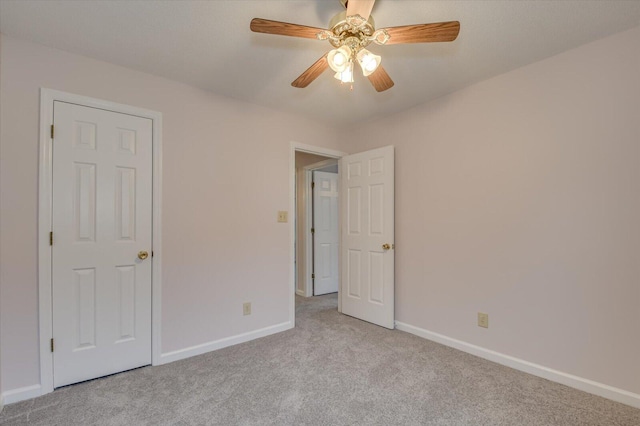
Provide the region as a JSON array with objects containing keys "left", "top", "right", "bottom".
[{"left": 339, "top": 146, "right": 394, "bottom": 329}]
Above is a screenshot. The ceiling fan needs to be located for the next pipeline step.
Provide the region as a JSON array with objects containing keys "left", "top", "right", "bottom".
[{"left": 250, "top": 0, "right": 460, "bottom": 92}]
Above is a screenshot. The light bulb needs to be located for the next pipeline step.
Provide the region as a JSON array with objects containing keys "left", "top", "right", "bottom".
[
  {"left": 339, "top": 62, "right": 354, "bottom": 84},
  {"left": 333, "top": 52, "right": 347, "bottom": 67},
  {"left": 363, "top": 57, "right": 377, "bottom": 73},
  {"left": 328, "top": 45, "right": 352, "bottom": 73},
  {"left": 356, "top": 49, "right": 381, "bottom": 76}
]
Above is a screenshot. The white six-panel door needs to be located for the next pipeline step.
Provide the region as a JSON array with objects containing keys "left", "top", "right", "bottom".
[
  {"left": 52, "top": 101, "right": 153, "bottom": 387},
  {"left": 340, "top": 146, "right": 394, "bottom": 329},
  {"left": 313, "top": 171, "right": 339, "bottom": 295}
]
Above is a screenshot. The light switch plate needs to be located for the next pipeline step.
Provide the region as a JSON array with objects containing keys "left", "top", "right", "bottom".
[
  {"left": 277, "top": 211, "right": 288, "bottom": 223},
  {"left": 243, "top": 302, "right": 251, "bottom": 316},
  {"left": 478, "top": 312, "right": 489, "bottom": 328}
]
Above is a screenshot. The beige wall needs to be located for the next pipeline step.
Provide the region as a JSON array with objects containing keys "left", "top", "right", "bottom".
[
  {"left": 343, "top": 25, "right": 640, "bottom": 394},
  {"left": 295, "top": 152, "right": 331, "bottom": 169},
  {"left": 0, "top": 31, "right": 4, "bottom": 413},
  {"left": 0, "top": 36, "right": 339, "bottom": 392}
]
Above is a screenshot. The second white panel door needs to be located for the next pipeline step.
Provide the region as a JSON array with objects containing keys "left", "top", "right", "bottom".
[{"left": 313, "top": 171, "right": 339, "bottom": 295}]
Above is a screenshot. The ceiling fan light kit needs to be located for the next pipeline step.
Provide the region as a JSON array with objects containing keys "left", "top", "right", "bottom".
[{"left": 250, "top": 0, "right": 460, "bottom": 92}]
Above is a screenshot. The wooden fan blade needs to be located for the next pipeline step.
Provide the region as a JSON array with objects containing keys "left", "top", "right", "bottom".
[
  {"left": 383, "top": 21, "right": 460, "bottom": 45},
  {"left": 292, "top": 54, "right": 330, "bottom": 88},
  {"left": 346, "top": 0, "right": 375, "bottom": 21},
  {"left": 250, "top": 18, "right": 325, "bottom": 40},
  {"left": 367, "top": 66, "right": 394, "bottom": 92}
]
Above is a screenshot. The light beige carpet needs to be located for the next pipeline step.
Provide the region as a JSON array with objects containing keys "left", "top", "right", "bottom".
[{"left": 1, "top": 294, "right": 639, "bottom": 425}]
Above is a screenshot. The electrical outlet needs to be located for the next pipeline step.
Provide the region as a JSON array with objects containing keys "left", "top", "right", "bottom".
[
  {"left": 277, "top": 211, "right": 288, "bottom": 223},
  {"left": 478, "top": 312, "right": 489, "bottom": 328},
  {"left": 243, "top": 302, "right": 251, "bottom": 316}
]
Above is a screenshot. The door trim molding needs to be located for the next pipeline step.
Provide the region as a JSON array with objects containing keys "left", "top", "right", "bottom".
[
  {"left": 290, "top": 142, "right": 346, "bottom": 324},
  {"left": 38, "top": 89, "right": 163, "bottom": 396}
]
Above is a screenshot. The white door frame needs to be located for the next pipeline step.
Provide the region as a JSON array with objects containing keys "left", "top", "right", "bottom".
[
  {"left": 38, "top": 88, "right": 163, "bottom": 395},
  {"left": 301, "top": 160, "right": 338, "bottom": 297},
  {"left": 289, "top": 142, "right": 346, "bottom": 324}
]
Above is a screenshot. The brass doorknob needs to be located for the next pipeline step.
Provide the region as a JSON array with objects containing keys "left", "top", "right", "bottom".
[
  {"left": 382, "top": 243, "right": 391, "bottom": 250},
  {"left": 138, "top": 251, "right": 149, "bottom": 260}
]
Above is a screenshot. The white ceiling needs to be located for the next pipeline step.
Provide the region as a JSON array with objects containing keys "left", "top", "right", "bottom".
[{"left": 1, "top": 1, "right": 639, "bottom": 128}]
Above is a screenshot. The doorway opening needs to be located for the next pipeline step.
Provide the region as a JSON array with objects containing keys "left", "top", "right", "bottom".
[
  {"left": 289, "top": 143, "right": 346, "bottom": 325},
  {"left": 38, "top": 89, "right": 163, "bottom": 397},
  {"left": 295, "top": 154, "right": 339, "bottom": 297},
  {"left": 289, "top": 143, "right": 395, "bottom": 330}
]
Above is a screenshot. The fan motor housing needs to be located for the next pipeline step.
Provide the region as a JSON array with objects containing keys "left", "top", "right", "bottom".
[{"left": 328, "top": 11, "right": 376, "bottom": 48}]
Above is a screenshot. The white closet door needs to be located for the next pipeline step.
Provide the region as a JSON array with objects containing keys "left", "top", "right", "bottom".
[{"left": 52, "top": 101, "right": 153, "bottom": 387}]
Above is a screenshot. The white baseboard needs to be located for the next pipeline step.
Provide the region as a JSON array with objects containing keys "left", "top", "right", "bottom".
[
  {"left": 395, "top": 321, "right": 640, "bottom": 409},
  {"left": 1, "top": 384, "right": 43, "bottom": 405},
  {"left": 295, "top": 289, "right": 305, "bottom": 297},
  {"left": 0, "top": 323, "right": 292, "bottom": 405},
  {"left": 160, "top": 321, "right": 293, "bottom": 365}
]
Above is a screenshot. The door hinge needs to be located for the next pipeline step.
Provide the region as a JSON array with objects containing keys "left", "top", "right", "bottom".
[
  {"left": 311, "top": 273, "right": 315, "bottom": 279},
  {"left": 311, "top": 228, "right": 315, "bottom": 234},
  {"left": 50, "top": 338, "right": 54, "bottom": 352},
  {"left": 49, "top": 231, "right": 53, "bottom": 246},
  {"left": 311, "top": 182, "right": 315, "bottom": 189},
  {"left": 50, "top": 124, "right": 54, "bottom": 139}
]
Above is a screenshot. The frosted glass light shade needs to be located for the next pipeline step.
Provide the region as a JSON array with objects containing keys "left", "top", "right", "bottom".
[
  {"left": 328, "top": 46, "right": 353, "bottom": 73},
  {"left": 333, "top": 61, "right": 354, "bottom": 83},
  {"left": 357, "top": 49, "right": 381, "bottom": 76}
]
